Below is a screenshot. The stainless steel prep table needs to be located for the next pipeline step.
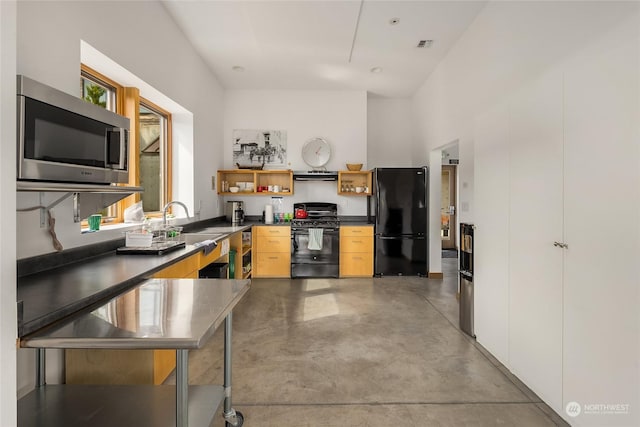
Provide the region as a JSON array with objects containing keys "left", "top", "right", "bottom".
[{"left": 18, "top": 278, "right": 250, "bottom": 427}]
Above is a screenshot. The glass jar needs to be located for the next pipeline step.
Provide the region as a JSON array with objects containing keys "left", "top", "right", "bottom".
[{"left": 271, "top": 197, "right": 283, "bottom": 222}]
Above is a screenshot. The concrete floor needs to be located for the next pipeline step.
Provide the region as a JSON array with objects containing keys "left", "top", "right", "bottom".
[{"left": 173, "top": 258, "right": 569, "bottom": 426}]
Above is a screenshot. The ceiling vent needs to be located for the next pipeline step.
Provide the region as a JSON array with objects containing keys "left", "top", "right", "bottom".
[{"left": 417, "top": 40, "right": 434, "bottom": 48}]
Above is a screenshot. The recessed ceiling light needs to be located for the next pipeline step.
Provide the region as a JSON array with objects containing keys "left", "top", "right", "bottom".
[
  {"left": 417, "top": 40, "right": 434, "bottom": 48},
  {"left": 370, "top": 67, "right": 383, "bottom": 74},
  {"left": 389, "top": 18, "right": 400, "bottom": 25},
  {"left": 232, "top": 66, "right": 245, "bottom": 72}
]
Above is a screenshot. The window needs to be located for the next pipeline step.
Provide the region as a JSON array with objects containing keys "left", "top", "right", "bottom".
[
  {"left": 80, "top": 66, "right": 172, "bottom": 223},
  {"left": 81, "top": 69, "right": 117, "bottom": 111},
  {"left": 138, "top": 100, "right": 172, "bottom": 214}
]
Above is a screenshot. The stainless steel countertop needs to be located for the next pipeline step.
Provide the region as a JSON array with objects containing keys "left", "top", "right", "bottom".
[{"left": 20, "top": 278, "right": 250, "bottom": 349}]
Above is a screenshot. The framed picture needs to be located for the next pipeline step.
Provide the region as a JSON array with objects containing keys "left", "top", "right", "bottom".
[{"left": 232, "top": 129, "right": 287, "bottom": 168}]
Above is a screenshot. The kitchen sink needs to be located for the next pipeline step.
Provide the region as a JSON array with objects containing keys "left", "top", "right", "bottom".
[
  {"left": 116, "top": 240, "right": 186, "bottom": 255},
  {"left": 181, "top": 232, "right": 226, "bottom": 245}
]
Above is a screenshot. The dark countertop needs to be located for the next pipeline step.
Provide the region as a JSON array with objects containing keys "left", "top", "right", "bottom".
[
  {"left": 17, "top": 220, "right": 251, "bottom": 338},
  {"left": 17, "top": 217, "right": 374, "bottom": 337},
  {"left": 17, "top": 243, "right": 202, "bottom": 337},
  {"left": 339, "top": 221, "right": 374, "bottom": 226}
]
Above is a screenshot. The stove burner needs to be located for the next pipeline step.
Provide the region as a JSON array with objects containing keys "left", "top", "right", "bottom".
[{"left": 292, "top": 202, "right": 339, "bottom": 228}]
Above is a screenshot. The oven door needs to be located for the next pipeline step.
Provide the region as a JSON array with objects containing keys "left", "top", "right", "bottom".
[{"left": 291, "top": 227, "right": 339, "bottom": 278}]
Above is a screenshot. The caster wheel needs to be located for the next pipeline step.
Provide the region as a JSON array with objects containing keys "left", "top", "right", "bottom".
[{"left": 226, "top": 411, "right": 244, "bottom": 427}]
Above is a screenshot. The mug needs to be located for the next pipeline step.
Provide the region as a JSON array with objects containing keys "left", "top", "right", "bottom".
[
  {"left": 273, "top": 185, "right": 281, "bottom": 192},
  {"left": 268, "top": 185, "right": 274, "bottom": 192},
  {"left": 88, "top": 214, "right": 102, "bottom": 231}
]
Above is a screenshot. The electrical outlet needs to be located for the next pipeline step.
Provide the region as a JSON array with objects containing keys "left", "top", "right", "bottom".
[{"left": 211, "top": 176, "right": 215, "bottom": 190}]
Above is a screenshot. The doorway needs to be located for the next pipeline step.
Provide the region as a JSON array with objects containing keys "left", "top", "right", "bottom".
[{"left": 441, "top": 165, "right": 457, "bottom": 250}]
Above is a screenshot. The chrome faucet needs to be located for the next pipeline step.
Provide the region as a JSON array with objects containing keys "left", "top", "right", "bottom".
[{"left": 162, "top": 201, "right": 190, "bottom": 228}]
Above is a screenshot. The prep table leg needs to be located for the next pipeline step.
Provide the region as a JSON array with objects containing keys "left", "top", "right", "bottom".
[
  {"left": 223, "top": 311, "right": 243, "bottom": 426},
  {"left": 36, "top": 348, "right": 45, "bottom": 387},
  {"left": 176, "top": 349, "right": 189, "bottom": 427}
]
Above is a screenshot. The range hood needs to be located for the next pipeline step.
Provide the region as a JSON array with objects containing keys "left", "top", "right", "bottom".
[{"left": 293, "top": 170, "right": 338, "bottom": 181}]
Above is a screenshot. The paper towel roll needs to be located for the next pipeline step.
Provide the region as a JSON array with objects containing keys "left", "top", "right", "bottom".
[{"left": 264, "top": 204, "right": 274, "bottom": 224}]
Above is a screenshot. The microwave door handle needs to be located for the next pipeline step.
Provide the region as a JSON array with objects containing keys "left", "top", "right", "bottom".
[
  {"left": 107, "top": 128, "right": 127, "bottom": 170},
  {"left": 117, "top": 128, "right": 127, "bottom": 170}
]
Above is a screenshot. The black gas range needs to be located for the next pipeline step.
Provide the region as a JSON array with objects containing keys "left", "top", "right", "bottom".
[{"left": 291, "top": 202, "right": 340, "bottom": 278}]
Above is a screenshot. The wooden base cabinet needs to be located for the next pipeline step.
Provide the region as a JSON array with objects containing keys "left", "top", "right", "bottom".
[
  {"left": 252, "top": 226, "right": 290, "bottom": 278},
  {"left": 66, "top": 349, "right": 174, "bottom": 385},
  {"left": 340, "top": 226, "right": 373, "bottom": 277},
  {"left": 153, "top": 255, "right": 199, "bottom": 279}
]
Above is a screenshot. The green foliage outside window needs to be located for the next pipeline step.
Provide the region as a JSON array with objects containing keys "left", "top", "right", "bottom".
[{"left": 84, "top": 84, "right": 107, "bottom": 108}]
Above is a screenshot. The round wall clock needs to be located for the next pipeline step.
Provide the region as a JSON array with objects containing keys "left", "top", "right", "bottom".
[{"left": 301, "top": 137, "right": 331, "bottom": 169}]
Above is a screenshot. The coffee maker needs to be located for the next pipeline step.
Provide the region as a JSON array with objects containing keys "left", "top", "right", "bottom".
[{"left": 225, "top": 201, "right": 245, "bottom": 225}]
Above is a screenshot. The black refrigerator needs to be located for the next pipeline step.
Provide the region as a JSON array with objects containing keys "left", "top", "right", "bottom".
[{"left": 373, "top": 167, "right": 428, "bottom": 276}]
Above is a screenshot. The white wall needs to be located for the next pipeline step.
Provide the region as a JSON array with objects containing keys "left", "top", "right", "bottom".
[
  {"left": 367, "top": 97, "right": 415, "bottom": 168},
  {"left": 0, "top": 2, "right": 17, "bottom": 425},
  {"left": 15, "top": 0, "right": 225, "bottom": 259},
  {"left": 224, "top": 90, "right": 367, "bottom": 216},
  {"left": 412, "top": 1, "right": 639, "bottom": 423}
]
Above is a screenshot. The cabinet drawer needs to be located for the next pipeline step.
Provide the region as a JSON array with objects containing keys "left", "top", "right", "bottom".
[
  {"left": 255, "top": 235, "right": 290, "bottom": 253},
  {"left": 153, "top": 255, "right": 199, "bottom": 278},
  {"left": 340, "top": 226, "right": 373, "bottom": 237},
  {"left": 255, "top": 226, "right": 291, "bottom": 238},
  {"left": 339, "top": 252, "right": 373, "bottom": 277},
  {"left": 254, "top": 252, "right": 291, "bottom": 277},
  {"left": 340, "top": 235, "right": 373, "bottom": 253},
  {"left": 198, "top": 239, "right": 225, "bottom": 268}
]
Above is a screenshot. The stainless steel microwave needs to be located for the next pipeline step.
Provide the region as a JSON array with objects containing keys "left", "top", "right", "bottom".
[{"left": 17, "top": 75, "right": 130, "bottom": 185}]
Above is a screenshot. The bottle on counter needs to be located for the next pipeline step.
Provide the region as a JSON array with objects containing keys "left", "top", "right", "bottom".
[{"left": 271, "top": 197, "right": 283, "bottom": 223}]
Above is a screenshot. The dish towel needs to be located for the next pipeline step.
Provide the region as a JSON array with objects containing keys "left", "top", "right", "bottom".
[
  {"left": 308, "top": 228, "right": 324, "bottom": 251},
  {"left": 194, "top": 239, "right": 218, "bottom": 256}
]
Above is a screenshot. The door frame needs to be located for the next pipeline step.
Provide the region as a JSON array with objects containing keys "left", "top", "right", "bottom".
[{"left": 441, "top": 165, "right": 457, "bottom": 250}]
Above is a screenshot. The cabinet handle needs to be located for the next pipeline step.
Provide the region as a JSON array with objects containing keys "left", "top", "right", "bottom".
[
  {"left": 352, "top": 240, "right": 362, "bottom": 244},
  {"left": 268, "top": 256, "right": 278, "bottom": 260},
  {"left": 268, "top": 240, "right": 279, "bottom": 244},
  {"left": 553, "top": 241, "right": 569, "bottom": 249}
]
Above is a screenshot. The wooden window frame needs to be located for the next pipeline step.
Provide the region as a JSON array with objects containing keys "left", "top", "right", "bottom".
[
  {"left": 137, "top": 97, "right": 173, "bottom": 218},
  {"left": 80, "top": 65, "right": 172, "bottom": 223}
]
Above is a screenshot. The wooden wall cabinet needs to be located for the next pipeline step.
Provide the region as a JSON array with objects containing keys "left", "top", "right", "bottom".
[
  {"left": 217, "top": 169, "right": 293, "bottom": 196},
  {"left": 252, "top": 226, "right": 291, "bottom": 278},
  {"left": 339, "top": 225, "right": 374, "bottom": 277},
  {"left": 337, "top": 171, "right": 372, "bottom": 196}
]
